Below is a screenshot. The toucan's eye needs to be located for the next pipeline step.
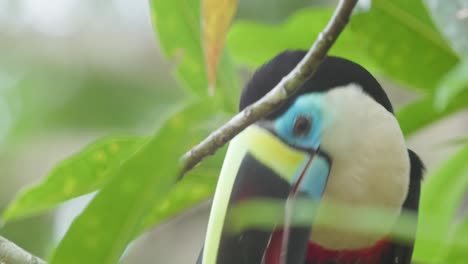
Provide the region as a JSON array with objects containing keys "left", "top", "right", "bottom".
[{"left": 293, "top": 115, "right": 312, "bottom": 137}]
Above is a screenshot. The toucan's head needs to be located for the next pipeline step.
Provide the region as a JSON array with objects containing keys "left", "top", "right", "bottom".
[{"left": 200, "top": 51, "right": 410, "bottom": 264}]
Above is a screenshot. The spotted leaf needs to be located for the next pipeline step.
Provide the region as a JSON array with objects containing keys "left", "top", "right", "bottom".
[
  {"left": 2, "top": 136, "right": 144, "bottom": 222},
  {"left": 49, "top": 102, "right": 225, "bottom": 264}
]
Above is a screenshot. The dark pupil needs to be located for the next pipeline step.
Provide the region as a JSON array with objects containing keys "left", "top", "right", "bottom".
[{"left": 293, "top": 116, "right": 311, "bottom": 137}]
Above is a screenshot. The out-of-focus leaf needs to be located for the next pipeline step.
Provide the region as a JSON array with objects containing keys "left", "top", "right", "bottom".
[
  {"left": 137, "top": 147, "right": 226, "bottom": 234},
  {"left": 439, "top": 217, "right": 468, "bottom": 263},
  {"left": 414, "top": 145, "right": 468, "bottom": 262},
  {"left": 424, "top": 0, "right": 468, "bottom": 56},
  {"left": 227, "top": 8, "right": 376, "bottom": 70},
  {"left": 228, "top": 198, "right": 418, "bottom": 244},
  {"left": 202, "top": 0, "right": 238, "bottom": 93},
  {"left": 149, "top": 0, "right": 239, "bottom": 112},
  {"left": 236, "top": 0, "right": 319, "bottom": 24},
  {"left": 396, "top": 90, "right": 468, "bottom": 137},
  {"left": 50, "top": 102, "right": 222, "bottom": 264},
  {"left": 350, "top": 0, "right": 459, "bottom": 91},
  {"left": 2, "top": 136, "right": 144, "bottom": 222},
  {"left": 444, "top": 136, "right": 468, "bottom": 147},
  {"left": 435, "top": 57, "right": 468, "bottom": 110}
]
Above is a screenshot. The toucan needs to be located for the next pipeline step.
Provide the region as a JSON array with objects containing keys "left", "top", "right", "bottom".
[{"left": 196, "top": 50, "right": 424, "bottom": 264}]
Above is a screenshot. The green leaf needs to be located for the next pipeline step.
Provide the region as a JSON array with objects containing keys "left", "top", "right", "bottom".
[
  {"left": 137, "top": 146, "right": 225, "bottom": 234},
  {"left": 149, "top": 0, "right": 239, "bottom": 112},
  {"left": 50, "top": 102, "right": 222, "bottom": 264},
  {"left": 350, "top": 0, "right": 459, "bottom": 91},
  {"left": 435, "top": 57, "right": 468, "bottom": 110},
  {"left": 424, "top": 0, "right": 468, "bottom": 56},
  {"left": 227, "top": 8, "right": 376, "bottom": 70},
  {"left": 2, "top": 136, "right": 144, "bottom": 222},
  {"left": 228, "top": 1, "right": 458, "bottom": 93},
  {"left": 136, "top": 110, "right": 229, "bottom": 234},
  {"left": 413, "top": 144, "right": 468, "bottom": 262},
  {"left": 149, "top": 0, "right": 204, "bottom": 94},
  {"left": 396, "top": 90, "right": 468, "bottom": 137},
  {"left": 439, "top": 217, "right": 468, "bottom": 263}
]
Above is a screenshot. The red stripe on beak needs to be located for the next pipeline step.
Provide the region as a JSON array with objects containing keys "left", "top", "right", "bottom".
[{"left": 264, "top": 152, "right": 317, "bottom": 264}]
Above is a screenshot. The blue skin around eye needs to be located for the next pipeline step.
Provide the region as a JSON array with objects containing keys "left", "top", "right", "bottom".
[
  {"left": 273, "top": 93, "right": 330, "bottom": 199},
  {"left": 293, "top": 155, "right": 330, "bottom": 199},
  {"left": 273, "top": 94, "right": 325, "bottom": 151}
]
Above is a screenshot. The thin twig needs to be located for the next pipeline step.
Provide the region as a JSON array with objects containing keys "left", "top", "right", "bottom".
[
  {"left": 0, "top": 235, "right": 47, "bottom": 264},
  {"left": 179, "top": 0, "right": 359, "bottom": 177}
]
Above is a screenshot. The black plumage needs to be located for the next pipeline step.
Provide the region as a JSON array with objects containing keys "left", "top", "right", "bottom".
[{"left": 240, "top": 50, "right": 393, "bottom": 117}]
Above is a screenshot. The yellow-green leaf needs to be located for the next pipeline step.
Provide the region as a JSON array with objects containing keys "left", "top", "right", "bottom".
[{"left": 202, "top": 0, "right": 238, "bottom": 93}]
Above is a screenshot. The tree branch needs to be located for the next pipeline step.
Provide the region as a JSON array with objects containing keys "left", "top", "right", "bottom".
[
  {"left": 179, "top": 0, "right": 359, "bottom": 177},
  {"left": 0, "top": 1, "right": 357, "bottom": 263},
  {"left": 0, "top": 236, "right": 47, "bottom": 264}
]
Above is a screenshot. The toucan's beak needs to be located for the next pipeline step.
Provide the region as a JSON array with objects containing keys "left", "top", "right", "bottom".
[{"left": 201, "top": 123, "right": 331, "bottom": 264}]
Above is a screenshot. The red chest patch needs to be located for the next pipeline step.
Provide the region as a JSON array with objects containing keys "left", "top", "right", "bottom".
[
  {"left": 265, "top": 230, "right": 391, "bottom": 264},
  {"left": 306, "top": 239, "right": 391, "bottom": 264}
]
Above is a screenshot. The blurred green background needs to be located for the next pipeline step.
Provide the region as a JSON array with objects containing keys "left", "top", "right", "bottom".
[{"left": 0, "top": 0, "right": 467, "bottom": 263}]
